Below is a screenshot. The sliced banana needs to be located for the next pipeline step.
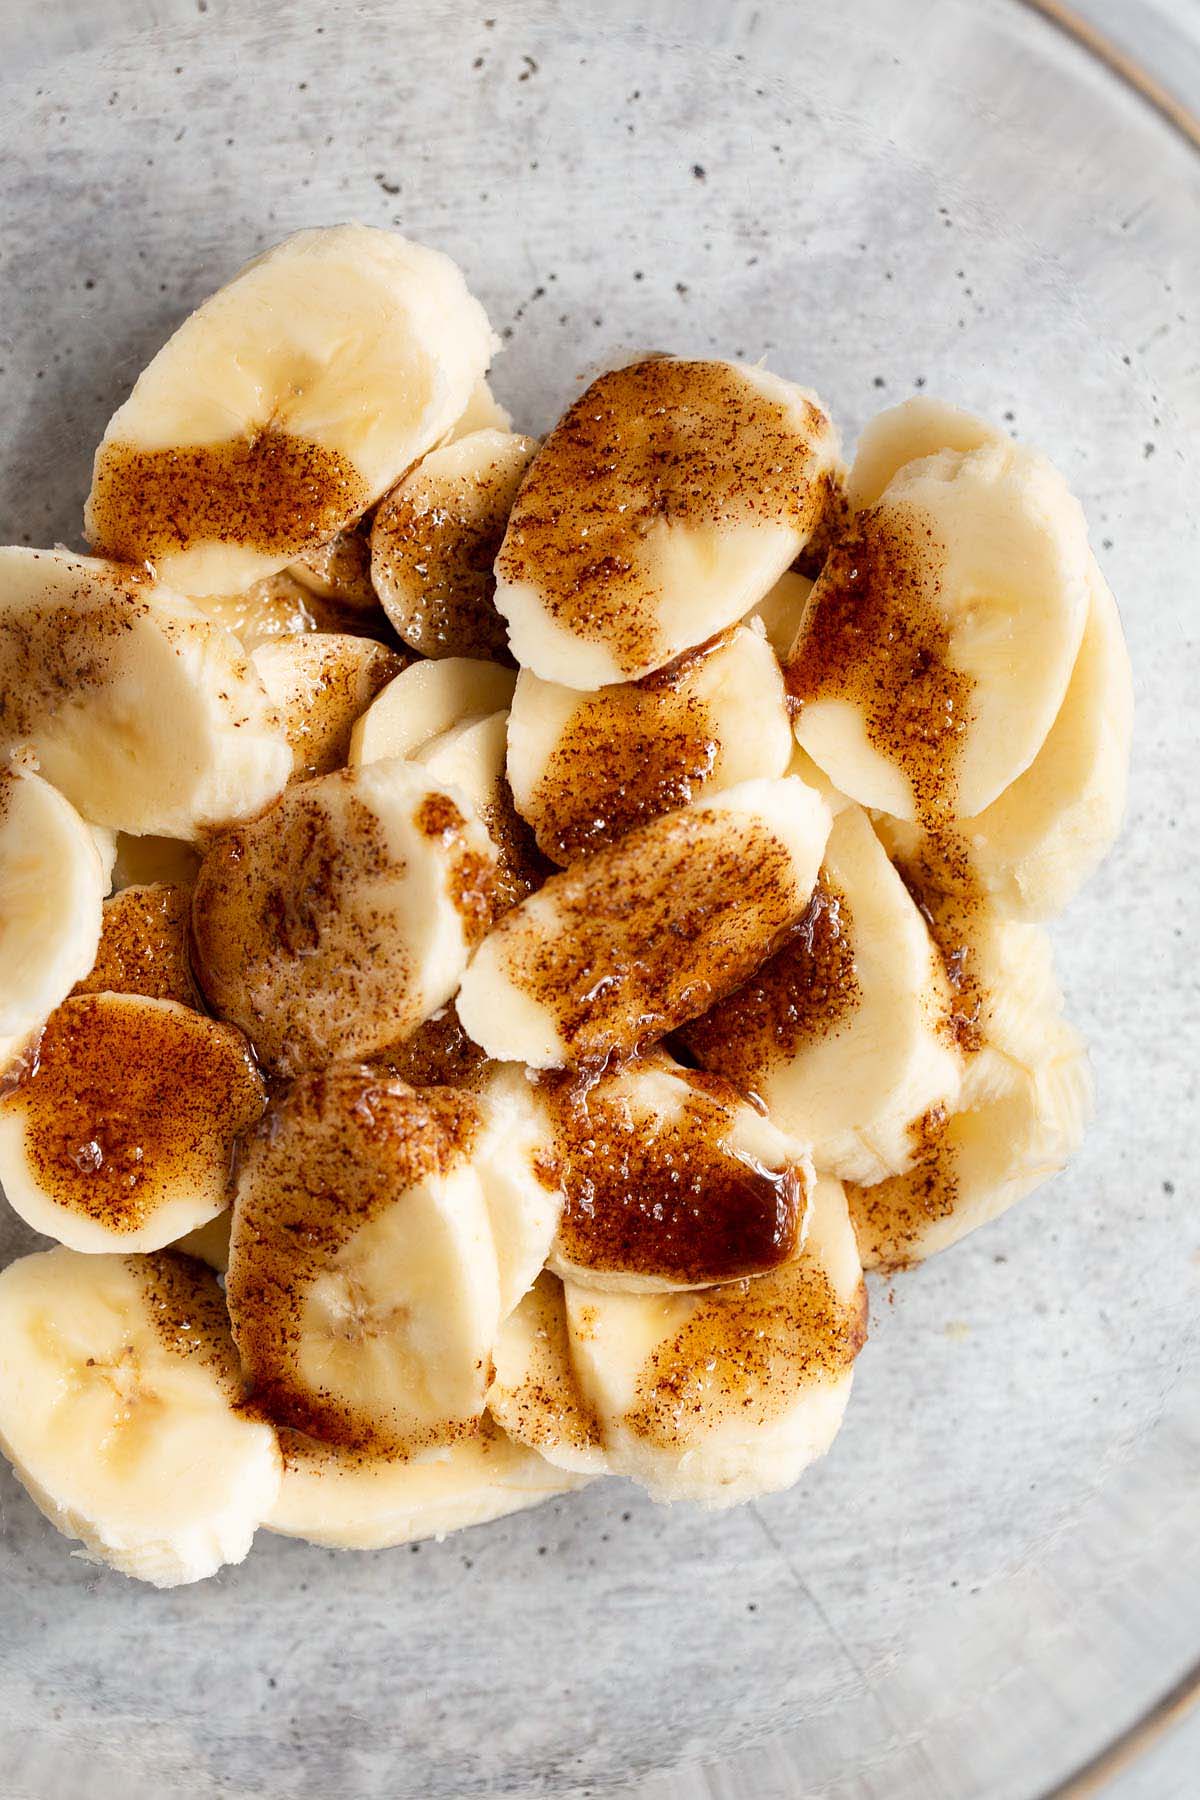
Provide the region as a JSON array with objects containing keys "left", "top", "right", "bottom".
[
  {"left": 848, "top": 1020, "right": 1091, "bottom": 1268},
  {"left": 507, "top": 625, "right": 793, "bottom": 864},
  {"left": 456, "top": 776, "right": 832, "bottom": 1071},
  {"left": 494, "top": 358, "right": 841, "bottom": 687},
  {"left": 111, "top": 833, "right": 201, "bottom": 890},
  {"left": 0, "top": 548, "right": 290, "bottom": 838},
  {"left": 372, "top": 429, "right": 536, "bottom": 660},
  {"left": 444, "top": 379, "right": 513, "bottom": 444},
  {"left": 0, "top": 993, "right": 264, "bottom": 1252},
  {"left": 349, "top": 655, "right": 517, "bottom": 767},
  {"left": 192, "top": 758, "right": 497, "bottom": 1076},
  {"left": 879, "top": 563, "right": 1133, "bottom": 919},
  {"left": 540, "top": 1053, "right": 814, "bottom": 1293},
  {"left": 173, "top": 1208, "right": 232, "bottom": 1273},
  {"left": 471, "top": 1061, "right": 562, "bottom": 1316},
  {"left": 267, "top": 1416, "right": 586, "bottom": 1550},
  {"left": 227, "top": 1067, "right": 502, "bottom": 1454},
  {"left": 288, "top": 525, "right": 376, "bottom": 610},
  {"left": 745, "top": 570, "right": 813, "bottom": 659},
  {"left": 788, "top": 439, "right": 1092, "bottom": 823},
  {"left": 251, "top": 632, "right": 406, "bottom": 780},
  {"left": 846, "top": 395, "right": 1004, "bottom": 510},
  {"left": 86, "top": 224, "right": 498, "bottom": 595},
  {"left": 489, "top": 1273, "right": 608, "bottom": 1475},
  {"left": 372, "top": 1002, "right": 493, "bottom": 1093},
  {"left": 0, "top": 1248, "right": 280, "bottom": 1586},
  {"left": 564, "top": 1175, "right": 866, "bottom": 1506},
  {"left": 72, "top": 883, "right": 199, "bottom": 1007},
  {"left": 679, "top": 807, "right": 964, "bottom": 1186},
  {"left": 414, "top": 710, "right": 549, "bottom": 914},
  {"left": 195, "top": 571, "right": 324, "bottom": 648},
  {"left": 0, "top": 768, "right": 109, "bottom": 1036}
]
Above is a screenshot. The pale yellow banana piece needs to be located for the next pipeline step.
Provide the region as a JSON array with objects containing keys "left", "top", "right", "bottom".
[
  {"left": 349, "top": 656, "right": 517, "bottom": 767},
  {"left": 0, "top": 768, "right": 109, "bottom": 1036},
  {"left": 251, "top": 632, "right": 406, "bottom": 779},
  {"left": 489, "top": 1273, "right": 609, "bottom": 1476}
]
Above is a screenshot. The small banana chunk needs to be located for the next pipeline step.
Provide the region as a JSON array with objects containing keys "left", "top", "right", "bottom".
[
  {"left": 192, "top": 759, "right": 497, "bottom": 1076},
  {"left": 507, "top": 625, "right": 793, "bottom": 864},
  {"left": 879, "top": 563, "right": 1132, "bottom": 919},
  {"left": 349, "top": 656, "right": 517, "bottom": 767},
  {"left": 495, "top": 358, "right": 841, "bottom": 687},
  {"left": 456, "top": 776, "right": 832, "bottom": 1071},
  {"left": 0, "top": 548, "right": 290, "bottom": 838},
  {"left": 195, "top": 571, "right": 324, "bottom": 648},
  {"left": 0, "top": 1247, "right": 280, "bottom": 1586},
  {"left": 267, "top": 1416, "right": 586, "bottom": 1550},
  {"left": 746, "top": 570, "right": 813, "bottom": 658},
  {"left": 471, "top": 1062, "right": 563, "bottom": 1316},
  {"left": 372, "top": 1002, "right": 493, "bottom": 1093},
  {"left": 489, "top": 1273, "right": 608, "bottom": 1475},
  {"left": 679, "top": 806, "right": 964, "bottom": 1186},
  {"left": 788, "top": 439, "right": 1091, "bottom": 822},
  {"left": 415, "top": 710, "right": 549, "bottom": 914},
  {"left": 372, "top": 429, "right": 536, "bottom": 660},
  {"left": 86, "top": 224, "right": 498, "bottom": 596},
  {"left": 540, "top": 1053, "right": 815, "bottom": 1293},
  {"left": 564, "top": 1175, "right": 866, "bottom": 1506},
  {"left": 72, "top": 883, "right": 199, "bottom": 1007},
  {"left": 251, "top": 632, "right": 406, "bottom": 779},
  {"left": 846, "top": 395, "right": 1003, "bottom": 510},
  {"left": 0, "top": 993, "right": 264, "bottom": 1252},
  {"left": 0, "top": 768, "right": 109, "bottom": 1036},
  {"left": 227, "top": 1067, "right": 502, "bottom": 1454}
]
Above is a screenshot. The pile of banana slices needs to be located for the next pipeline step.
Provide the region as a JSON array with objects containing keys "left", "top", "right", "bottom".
[{"left": 0, "top": 224, "right": 1131, "bottom": 1587}]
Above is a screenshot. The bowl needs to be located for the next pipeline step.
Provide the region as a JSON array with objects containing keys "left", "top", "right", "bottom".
[{"left": 0, "top": 2, "right": 1197, "bottom": 1795}]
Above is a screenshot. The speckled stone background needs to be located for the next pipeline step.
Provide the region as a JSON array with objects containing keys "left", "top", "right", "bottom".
[{"left": 0, "top": 2, "right": 1197, "bottom": 1797}]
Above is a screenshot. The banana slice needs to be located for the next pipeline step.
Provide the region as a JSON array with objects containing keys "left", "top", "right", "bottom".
[
  {"left": 0, "top": 993, "right": 264, "bottom": 1252},
  {"left": 250, "top": 632, "right": 406, "bottom": 780},
  {"left": 0, "top": 768, "right": 109, "bottom": 1036},
  {"left": 349, "top": 656, "right": 517, "bottom": 767},
  {"left": 85, "top": 224, "right": 498, "bottom": 596},
  {"left": 372, "top": 1002, "right": 493, "bottom": 1092},
  {"left": 195, "top": 571, "right": 324, "bottom": 648},
  {"left": 227, "top": 1067, "right": 501, "bottom": 1454},
  {"left": 494, "top": 358, "right": 841, "bottom": 687},
  {"left": 112, "top": 833, "right": 201, "bottom": 890},
  {"left": 471, "top": 1061, "right": 562, "bottom": 1316},
  {"left": 787, "top": 439, "right": 1092, "bottom": 823},
  {"left": 288, "top": 526, "right": 376, "bottom": 610},
  {"left": 267, "top": 1416, "right": 586, "bottom": 1550},
  {"left": 444, "top": 379, "right": 513, "bottom": 444},
  {"left": 564, "top": 1175, "right": 866, "bottom": 1506},
  {"left": 540, "top": 1053, "right": 814, "bottom": 1293},
  {"left": 0, "top": 548, "right": 290, "bottom": 838},
  {"left": 848, "top": 1021, "right": 1091, "bottom": 1268},
  {"left": 192, "top": 758, "right": 497, "bottom": 1076},
  {"left": 456, "top": 776, "right": 832, "bottom": 1070},
  {"left": 846, "top": 396, "right": 1004, "bottom": 510},
  {"left": 489, "top": 1273, "right": 608, "bottom": 1475},
  {"left": 72, "top": 883, "right": 200, "bottom": 1007},
  {"left": 414, "top": 710, "right": 549, "bottom": 914},
  {"left": 679, "top": 807, "right": 964, "bottom": 1185},
  {"left": 372, "top": 429, "right": 536, "bottom": 660},
  {"left": 879, "top": 563, "right": 1133, "bottom": 919},
  {"left": 506, "top": 625, "right": 793, "bottom": 864},
  {"left": 746, "top": 570, "right": 813, "bottom": 659},
  {"left": 173, "top": 1208, "right": 232, "bottom": 1273},
  {"left": 0, "top": 1247, "right": 280, "bottom": 1586}
]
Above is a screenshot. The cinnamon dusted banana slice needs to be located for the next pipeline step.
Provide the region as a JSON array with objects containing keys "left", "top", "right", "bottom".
[
  {"left": 250, "top": 632, "right": 407, "bottom": 779},
  {"left": 72, "top": 883, "right": 200, "bottom": 1007},
  {"left": 0, "top": 548, "right": 290, "bottom": 837},
  {"left": 372, "top": 1002, "right": 493, "bottom": 1093},
  {"left": 0, "top": 768, "right": 110, "bottom": 1037},
  {"left": 0, "top": 1247, "right": 280, "bottom": 1586},
  {"left": 226, "top": 1067, "right": 501, "bottom": 1454},
  {"left": 288, "top": 525, "right": 377, "bottom": 610},
  {"left": 489, "top": 1273, "right": 609, "bottom": 1476},
  {"left": 414, "top": 710, "right": 549, "bottom": 914},
  {"left": 456, "top": 776, "right": 832, "bottom": 1070},
  {"left": 86, "top": 225, "right": 498, "bottom": 596},
  {"left": 540, "top": 1053, "right": 814, "bottom": 1293},
  {"left": 192, "top": 759, "right": 497, "bottom": 1076},
  {"left": 679, "top": 806, "right": 964, "bottom": 1186},
  {"left": 195, "top": 571, "right": 325, "bottom": 648},
  {"left": 788, "top": 438, "right": 1092, "bottom": 822},
  {"left": 0, "top": 993, "right": 264, "bottom": 1253},
  {"left": 879, "top": 562, "right": 1133, "bottom": 919},
  {"left": 372, "top": 429, "right": 536, "bottom": 660},
  {"left": 506, "top": 625, "right": 793, "bottom": 864},
  {"left": 267, "top": 1416, "right": 588, "bottom": 1550},
  {"left": 349, "top": 656, "right": 517, "bottom": 767},
  {"left": 564, "top": 1175, "right": 866, "bottom": 1506},
  {"left": 495, "top": 359, "right": 841, "bottom": 687}
]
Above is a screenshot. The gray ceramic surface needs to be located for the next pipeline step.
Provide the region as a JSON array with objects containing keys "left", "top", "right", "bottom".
[{"left": 0, "top": 2, "right": 1197, "bottom": 1796}]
